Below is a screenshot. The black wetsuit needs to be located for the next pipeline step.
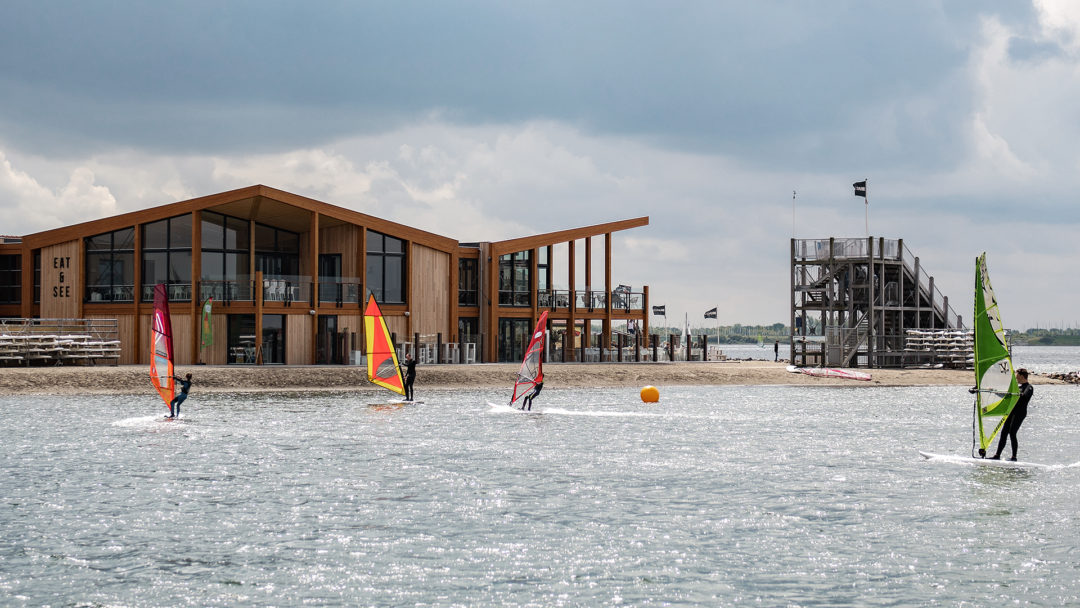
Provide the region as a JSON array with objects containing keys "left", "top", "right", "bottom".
[
  {"left": 522, "top": 381, "right": 543, "bottom": 411},
  {"left": 994, "top": 381, "right": 1033, "bottom": 460},
  {"left": 402, "top": 359, "right": 417, "bottom": 401},
  {"left": 170, "top": 376, "right": 192, "bottom": 418}
]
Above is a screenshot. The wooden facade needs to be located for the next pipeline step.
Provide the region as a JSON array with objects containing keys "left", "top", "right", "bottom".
[{"left": 0, "top": 185, "right": 649, "bottom": 364}]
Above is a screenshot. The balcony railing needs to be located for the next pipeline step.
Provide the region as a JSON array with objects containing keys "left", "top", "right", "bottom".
[
  {"left": 498, "top": 290, "right": 530, "bottom": 307},
  {"left": 536, "top": 288, "right": 644, "bottom": 312},
  {"left": 458, "top": 289, "right": 479, "bottom": 307},
  {"left": 200, "top": 280, "right": 254, "bottom": 303},
  {"left": 86, "top": 284, "right": 135, "bottom": 303},
  {"left": 318, "top": 280, "right": 361, "bottom": 305},
  {"left": 141, "top": 283, "right": 191, "bottom": 302}
]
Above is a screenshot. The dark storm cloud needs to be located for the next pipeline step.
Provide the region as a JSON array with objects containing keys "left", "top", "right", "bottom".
[{"left": 0, "top": 0, "right": 1036, "bottom": 168}]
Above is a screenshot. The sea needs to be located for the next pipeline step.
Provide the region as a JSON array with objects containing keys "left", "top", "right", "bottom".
[{"left": 1, "top": 347, "right": 1078, "bottom": 606}]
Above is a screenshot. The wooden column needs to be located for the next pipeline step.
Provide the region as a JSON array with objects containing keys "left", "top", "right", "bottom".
[
  {"left": 486, "top": 249, "right": 498, "bottom": 362},
  {"left": 567, "top": 239, "right": 576, "bottom": 362},
  {"left": 449, "top": 250, "right": 459, "bottom": 342},
  {"left": 602, "top": 232, "right": 612, "bottom": 350},
  {"left": 133, "top": 225, "right": 143, "bottom": 363},
  {"left": 309, "top": 211, "right": 320, "bottom": 365},
  {"left": 405, "top": 240, "right": 413, "bottom": 337},
  {"left": 191, "top": 210, "right": 202, "bottom": 364},
  {"left": 255, "top": 269, "right": 264, "bottom": 365},
  {"left": 19, "top": 248, "right": 32, "bottom": 319}
]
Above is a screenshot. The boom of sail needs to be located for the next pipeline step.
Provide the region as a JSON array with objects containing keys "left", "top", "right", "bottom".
[
  {"left": 364, "top": 295, "right": 406, "bottom": 396},
  {"left": 149, "top": 283, "right": 175, "bottom": 410},
  {"left": 972, "top": 253, "right": 1019, "bottom": 455},
  {"left": 511, "top": 311, "right": 548, "bottom": 406}
]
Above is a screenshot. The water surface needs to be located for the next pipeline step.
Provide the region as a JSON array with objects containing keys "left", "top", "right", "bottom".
[{"left": 2, "top": 382, "right": 1079, "bottom": 606}]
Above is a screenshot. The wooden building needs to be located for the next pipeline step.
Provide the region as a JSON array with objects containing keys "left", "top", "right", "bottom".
[
  {"left": 790, "top": 237, "right": 963, "bottom": 368},
  {"left": 0, "top": 185, "right": 649, "bottom": 365}
]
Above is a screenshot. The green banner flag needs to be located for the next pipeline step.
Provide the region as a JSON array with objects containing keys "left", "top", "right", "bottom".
[{"left": 201, "top": 297, "right": 213, "bottom": 348}]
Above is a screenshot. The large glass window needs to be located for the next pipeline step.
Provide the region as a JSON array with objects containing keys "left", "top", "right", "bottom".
[
  {"left": 366, "top": 230, "right": 407, "bottom": 303},
  {"left": 458, "top": 258, "right": 478, "bottom": 306},
  {"left": 498, "top": 250, "right": 531, "bottom": 307},
  {"left": 0, "top": 254, "right": 20, "bottom": 304},
  {"left": 498, "top": 317, "right": 531, "bottom": 362},
  {"left": 142, "top": 215, "right": 192, "bottom": 301},
  {"left": 254, "top": 223, "right": 299, "bottom": 277},
  {"left": 85, "top": 227, "right": 135, "bottom": 302},
  {"left": 228, "top": 314, "right": 257, "bottom": 364},
  {"left": 201, "top": 211, "right": 251, "bottom": 302},
  {"left": 262, "top": 314, "right": 286, "bottom": 364}
]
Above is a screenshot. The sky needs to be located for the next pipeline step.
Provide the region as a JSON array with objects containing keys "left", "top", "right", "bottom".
[{"left": 1, "top": 0, "right": 1078, "bottom": 330}]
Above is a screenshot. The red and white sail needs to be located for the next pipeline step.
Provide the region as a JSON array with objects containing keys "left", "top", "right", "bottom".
[{"left": 511, "top": 311, "right": 548, "bottom": 405}]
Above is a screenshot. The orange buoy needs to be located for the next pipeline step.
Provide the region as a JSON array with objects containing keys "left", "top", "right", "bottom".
[{"left": 640, "top": 385, "right": 660, "bottom": 403}]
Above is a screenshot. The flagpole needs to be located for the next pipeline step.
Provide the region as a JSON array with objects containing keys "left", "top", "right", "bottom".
[
  {"left": 864, "top": 178, "right": 869, "bottom": 238},
  {"left": 792, "top": 190, "right": 796, "bottom": 238}
]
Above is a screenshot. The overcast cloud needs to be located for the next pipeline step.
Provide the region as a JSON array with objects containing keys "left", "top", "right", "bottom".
[{"left": 1, "top": 0, "right": 1077, "bottom": 329}]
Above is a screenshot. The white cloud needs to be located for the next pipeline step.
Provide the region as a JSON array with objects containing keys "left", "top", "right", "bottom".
[{"left": 0, "top": 150, "right": 118, "bottom": 234}]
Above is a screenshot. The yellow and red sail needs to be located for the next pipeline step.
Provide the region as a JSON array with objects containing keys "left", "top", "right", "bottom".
[
  {"left": 364, "top": 295, "right": 406, "bottom": 396},
  {"left": 149, "top": 284, "right": 175, "bottom": 410}
]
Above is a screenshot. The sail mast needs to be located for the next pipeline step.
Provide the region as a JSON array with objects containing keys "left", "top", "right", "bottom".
[{"left": 972, "top": 253, "right": 1019, "bottom": 455}]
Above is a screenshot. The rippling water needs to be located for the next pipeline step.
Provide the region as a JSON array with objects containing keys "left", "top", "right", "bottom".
[{"left": 2, "top": 380, "right": 1080, "bottom": 606}]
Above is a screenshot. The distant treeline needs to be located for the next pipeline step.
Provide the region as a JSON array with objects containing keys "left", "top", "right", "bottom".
[
  {"left": 1012, "top": 328, "right": 1080, "bottom": 346},
  {"left": 648, "top": 322, "right": 795, "bottom": 344}
]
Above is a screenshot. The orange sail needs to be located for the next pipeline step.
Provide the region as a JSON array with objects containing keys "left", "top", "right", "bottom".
[
  {"left": 364, "top": 295, "right": 406, "bottom": 396},
  {"left": 149, "top": 284, "right": 175, "bottom": 410},
  {"left": 511, "top": 311, "right": 547, "bottom": 405}
]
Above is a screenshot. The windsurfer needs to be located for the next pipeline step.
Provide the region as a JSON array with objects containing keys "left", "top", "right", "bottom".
[
  {"left": 988, "top": 368, "right": 1033, "bottom": 461},
  {"left": 402, "top": 354, "right": 417, "bottom": 401},
  {"left": 521, "top": 380, "right": 543, "bottom": 411},
  {"left": 169, "top": 372, "right": 192, "bottom": 418}
]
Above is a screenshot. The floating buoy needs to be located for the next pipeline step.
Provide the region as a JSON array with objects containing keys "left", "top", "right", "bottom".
[{"left": 640, "top": 385, "right": 659, "bottom": 403}]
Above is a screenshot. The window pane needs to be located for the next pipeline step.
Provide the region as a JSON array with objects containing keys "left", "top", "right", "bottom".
[
  {"left": 201, "top": 251, "right": 224, "bottom": 280},
  {"left": 366, "top": 255, "right": 383, "bottom": 301},
  {"left": 169, "top": 214, "right": 192, "bottom": 248},
  {"left": 114, "top": 227, "right": 135, "bottom": 250},
  {"left": 143, "top": 220, "right": 168, "bottom": 249},
  {"left": 202, "top": 212, "right": 225, "bottom": 250},
  {"left": 86, "top": 252, "right": 110, "bottom": 286},
  {"left": 385, "top": 255, "right": 403, "bottom": 302},
  {"left": 384, "top": 235, "right": 403, "bottom": 254},
  {"left": 116, "top": 252, "right": 134, "bottom": 287},
  {"left": 227, "top": 217, "right": 249, "bottom": 250},
  {"left": 277, "top": 230, "right": 299, "bottom": 254},
  {"left": 86, "top": 233, "right": 112, "bottom": 251},
  {"left": 169, "top": 251, "right": 192, "bottom": 282},
  {"left": 366, "top": 231, "right": 383, "bottom": 253},
  {"left": 254, "top": 224, "right": 276, "bottom": 252},
  {"left": 227, "top": 252, "right": 249, "bottom": 281},
  {"left": 143, "top": 251, "right": 167, "bottom": 284}
]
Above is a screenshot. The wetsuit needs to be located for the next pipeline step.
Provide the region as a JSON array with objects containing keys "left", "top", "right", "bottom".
[
  {"left": 170, "top": 376, "right": 192, "bottom": 418},
  {"left": 993, "top": 381, "right": 1033, "bottom": 460},
  {"left": 522, "top": 381, "right": 543, "bottom": 411},
  {"left": 402, "top": 359, "right": 417, "bottom": 401}
]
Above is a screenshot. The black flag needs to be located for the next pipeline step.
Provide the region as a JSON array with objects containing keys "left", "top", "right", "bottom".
[
  {"left": 704, "top": 307, "right": 718, "bottom": 319},
  {"left": 652, "top": 305, "right": 666, "bottom": 315},
  {"left": 853, "top": 180, "right": 867, "bottom": 198}
]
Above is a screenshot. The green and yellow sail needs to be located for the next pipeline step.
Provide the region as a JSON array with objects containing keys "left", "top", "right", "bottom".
[{"left": 973, "top": 253, "right": 1019, "bottom": 453}]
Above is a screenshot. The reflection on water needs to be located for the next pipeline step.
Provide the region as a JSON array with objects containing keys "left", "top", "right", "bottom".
[{"left": 1, "top": 383, "right": 1078, "bottom": 606}]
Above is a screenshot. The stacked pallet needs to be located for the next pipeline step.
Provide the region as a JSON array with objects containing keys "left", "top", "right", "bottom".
[
  {"left": 0, "top": 318, "right": 121, "bottom": 366},
  {"left": 904, "top": 329, "right": 974, "bottom": 369}
]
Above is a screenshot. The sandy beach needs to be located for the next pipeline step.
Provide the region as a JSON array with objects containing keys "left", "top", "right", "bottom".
[{"left": 0, "top": 361, "right": 1064, "bottom": 396}]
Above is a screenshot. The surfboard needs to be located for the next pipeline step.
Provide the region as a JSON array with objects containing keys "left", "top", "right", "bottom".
[
  {"left": 919, "top": 451, "right": 1054, "bottom": 469},
  {"left": 488, "top": 401, "right": 541, "bottom": 414}
]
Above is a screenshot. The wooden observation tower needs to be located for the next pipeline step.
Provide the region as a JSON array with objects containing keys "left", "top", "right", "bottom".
[{"left": 789, "top": 237, "right": 964, "bottom": 368}]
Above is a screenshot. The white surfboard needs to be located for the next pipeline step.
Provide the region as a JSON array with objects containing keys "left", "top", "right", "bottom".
[{"left": 919, "top": 451, "right": 1055, "bottom": 469}]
